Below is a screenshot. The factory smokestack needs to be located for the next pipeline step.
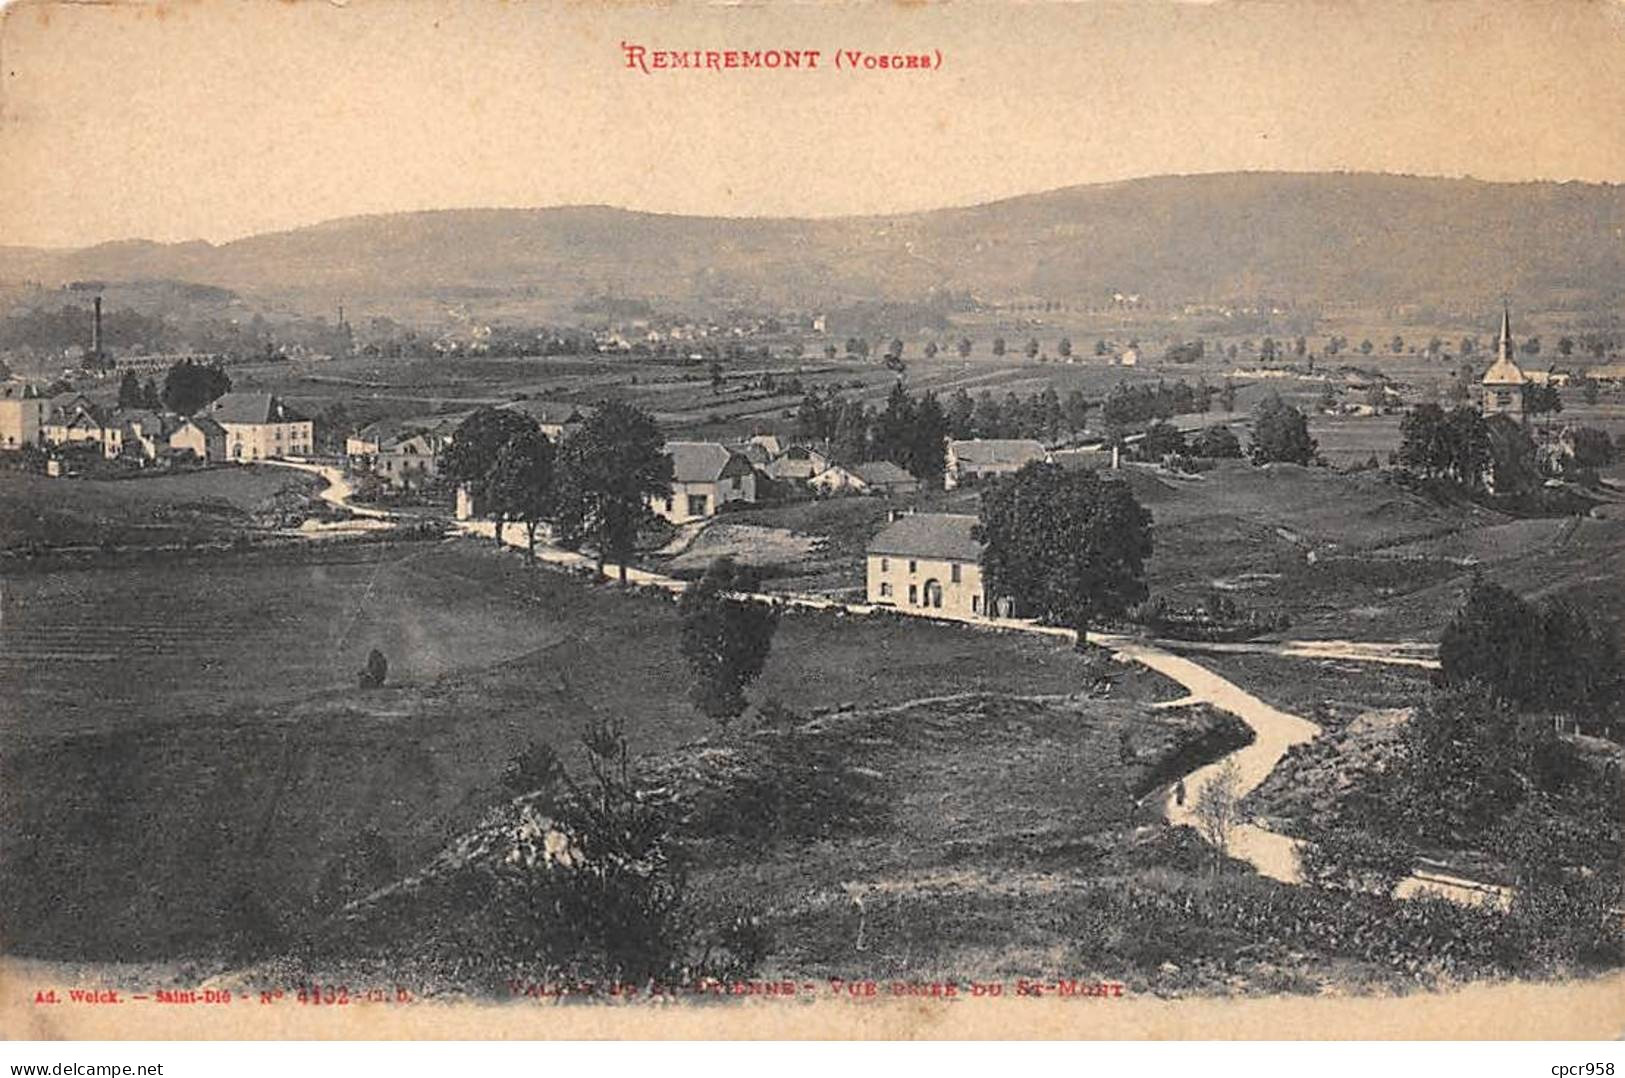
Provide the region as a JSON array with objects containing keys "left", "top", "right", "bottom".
[{"left": 91, "top": 296, "right": 103, "bottom": 365}]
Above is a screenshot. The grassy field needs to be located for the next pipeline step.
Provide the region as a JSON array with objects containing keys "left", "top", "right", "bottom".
[
  {"left": 1, "top": 538, "right": 1176, "bottom": 963},
  {"left": 0, "top": 466, "right": 323, "bottom": 549}
]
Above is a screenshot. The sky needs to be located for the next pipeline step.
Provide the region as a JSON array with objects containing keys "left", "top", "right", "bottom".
[{"left": 2, "top": 0, "right": 1624, "bottom": 248}]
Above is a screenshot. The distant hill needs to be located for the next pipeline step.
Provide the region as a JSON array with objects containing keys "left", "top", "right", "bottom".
[{"left": 3, "top": 173, "right": 1623, "bottom": 320}]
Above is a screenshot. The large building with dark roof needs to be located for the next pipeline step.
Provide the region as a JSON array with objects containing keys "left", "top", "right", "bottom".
[
  {"left": 206, "top": 392, "right": 312, "bottom": 461},
  {"left": 866, "top": 512, "right": 1007, "bottom": 620}
]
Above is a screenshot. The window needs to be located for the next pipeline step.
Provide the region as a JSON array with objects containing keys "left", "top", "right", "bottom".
[
  {"left": 908, "top": 584, "right": 918, "bottom": 605},
  {"left": 951, "top": 563, "right": 962, "bottom": 584},
  {"left": 879, "top": 582, "right": 893, "bottom": 598},
  {"left": 687, "top": 493, "right": 710, "bottom": 517},
  {"left": 730, "top": 476, "right": 741, "bottom": 490},
  {"left": 880, "top": 557, "right": 890, "bottom": 572},
  {"left": 908, "top": 560, "right": 918, "bottom": 574},
  {"left": 664, "top": 497, "right": 674, "bottom": 512},
  {"left": 972, "top": 595, "right": 981, "bottom": 614}
]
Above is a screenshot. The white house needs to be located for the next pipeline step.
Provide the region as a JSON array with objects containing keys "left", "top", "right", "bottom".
[
  {"left": 374, "top": 429, "right": 443, "bottom": 489},
  {"left": 0, "top": 384, "right": 49, "bottom": 451},
  {"left": 207, "top": 393, "right": 313, "bottom": 461},
  {"left": 43, "top": 396, "right": 119, "bottom": 458},
  {"left": 944, "top": 439, "right": 1049, "bottom": 489},
  {"left": 652, "top": 442, "right": 758, "bottom": 523},
  {"left": 866, "top": 512, "right": 1007, "bottom": 621}
]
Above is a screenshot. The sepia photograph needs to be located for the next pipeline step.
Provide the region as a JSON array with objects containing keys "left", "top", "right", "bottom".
[{"left": 0, "top": 0, "right": 1623, "bottom": 1047}]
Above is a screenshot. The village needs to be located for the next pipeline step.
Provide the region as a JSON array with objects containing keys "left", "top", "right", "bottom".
[{"left": 3, "top": 277, "right": 1623, "bottom": 1005}]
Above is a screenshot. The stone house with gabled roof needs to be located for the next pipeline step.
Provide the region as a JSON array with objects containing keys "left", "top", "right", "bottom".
[
  {"left": 944, "top": 439, "right": 1049, "bottom": 489},
  {"left": 652, "top": 441, "right": 757, "bottom": 523},
  {"left": 866, "top": 512, "right": 1010, "bottom": 621},
  {"left": 206, "top": 392, "right": 313, "bottom": 462}
]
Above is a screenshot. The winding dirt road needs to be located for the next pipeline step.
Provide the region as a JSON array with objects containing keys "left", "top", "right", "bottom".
[{"left": 280, "top": 459, "right": 1507, "bottom": 905}]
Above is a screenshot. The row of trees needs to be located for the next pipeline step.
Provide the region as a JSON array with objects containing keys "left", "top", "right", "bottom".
[{"left": 443, "top": 402, "right": 673, "bottom": 580}]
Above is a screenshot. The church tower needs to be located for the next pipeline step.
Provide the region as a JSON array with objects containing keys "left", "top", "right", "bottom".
[{"left": 1481, "top": 304, "right": 1527, "bottom": 418}]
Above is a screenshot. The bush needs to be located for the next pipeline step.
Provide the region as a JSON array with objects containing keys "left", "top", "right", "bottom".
[
  {"left": 358, "top": 648, "right": 388, "bottom": 689},
  {"left": 1296, "top": 827, "right": 1413, "bottom": 897},
  {"left": 503, "top": 741, "right": 565, "bottom": 796}
]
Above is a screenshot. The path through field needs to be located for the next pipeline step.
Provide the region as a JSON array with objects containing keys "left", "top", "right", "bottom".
[{"left": 284, "top": 458, "right": 1508, "bottom": 905}]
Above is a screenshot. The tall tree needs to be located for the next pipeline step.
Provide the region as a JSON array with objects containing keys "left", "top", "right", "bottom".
[
  {"left": 117, "top": 370, "right": 142, "bottom": 410},
  {"left": 975, "top": 462, "right": 1153, "bottom": 638},
  {"left": 1248, "top": 392, "right": 1317, "bottom": 465},
  {"left": 161, "top": 359, "right": 232, "bottom": 415},
  {"left": 488, "top": 428, "right": 557, "bottom": 561},
  {"left": 678, "top": 558, "right": 779, "bottom": 720},
  {"left": 946, "top": 388, "right": 975, "bottom": 439},
  {"left": 909, "top": 391, "right": 949, "bottom": 484},
  {"left": 552, "top": 401, "right": 673, "bottom": 582},
  {"left": 874, "top": 380, "right": 917, "bottom": 469},
  {"left": 442, "top": 407, "right": 541, "bottom": 545}
]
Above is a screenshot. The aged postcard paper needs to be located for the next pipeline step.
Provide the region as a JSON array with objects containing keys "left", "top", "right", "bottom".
[{"left": 1, "top": 0, "right": 1623, "bottom": 1042}]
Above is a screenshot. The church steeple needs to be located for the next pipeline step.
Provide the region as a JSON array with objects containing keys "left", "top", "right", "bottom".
[{"left": 1482, "top": 302, "right": 1528, "bottom": 418}]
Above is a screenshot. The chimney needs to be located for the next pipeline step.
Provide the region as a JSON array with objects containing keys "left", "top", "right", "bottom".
[{"left": 91, "top": 296, "right": 103, "bottom": 363}]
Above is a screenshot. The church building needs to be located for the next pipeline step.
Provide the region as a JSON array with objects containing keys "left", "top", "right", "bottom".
[{"left": 1481, "top": 305, "right": 1528, "bottom": 419}]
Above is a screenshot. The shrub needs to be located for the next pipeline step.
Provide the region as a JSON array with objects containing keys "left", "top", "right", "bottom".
[
  {"left": 358, "top": 648, "right": 388, "bottom": 689},
  {"left": 1296, "top": 827, "right": 1413, "bottom": 897},
  {"left": 503, "top": 740, "right": 565, "bottom": 796}
]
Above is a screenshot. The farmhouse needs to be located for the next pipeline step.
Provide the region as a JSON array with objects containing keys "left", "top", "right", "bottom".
[
  {"left": 945, "top": 439, "right": 1049, "bottom": 489},
  {"left": 169, "top": 416, "right": 228, "bottom": 463},
  {"left": 206, "top": 393, "right": 313, "bottom": 461},
  {"left": 652, "top": 441, "right": 757, "bottom": 523},
  {"left": 43, "top": 396, "right": 118, "bottom": 457},
  {"left": 867, "top": 512, "right": 1004, "bottom": 621},
  {"left": 767, "top": 444, "right": 830, "bottom": 482},
  {"left": 810, "top": 460, "right": 920, "bottom": 496},
  {"left": 0, "top": 383, "right": 49, "bottom": 450},
  {"left": 375, "top": 430, "right": 443, "bottom": 490},
  {"left": 1481, "top": 307, "right": 1528, "bottom": 419}
]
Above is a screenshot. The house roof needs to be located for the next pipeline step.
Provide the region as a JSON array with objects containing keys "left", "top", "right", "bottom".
[
  {"left": 116, "top": 409, "right": 175, "bottom": 435},
  {"left": 208, "top": 392, "right": 308, "bottom": 425},
  {"left": 730, "top": 442, "right": 772, "bottom": 466},
  {"left": 950, "top": 439, "right": 1047, "bottom": 466},
  {"left": 47, "top": 395, "right": 101, "bottom": 424},
  {"left": 666, "top": 441, "right": 754, "bottom": 483},
  {"left": 779, "top": 444, "right": 825, "bottom": 461},
  {"left": 502, "top": 399, "right": 585, "bottom": 425},
  {"left": 178, "top": 416, "right": 226, "bottom": 438},
  {"left": 867, "top": 512, "right": 982, "bottom": 561},
  {"left": 853, "top": 461, "right": 916, "bottom": 486}
]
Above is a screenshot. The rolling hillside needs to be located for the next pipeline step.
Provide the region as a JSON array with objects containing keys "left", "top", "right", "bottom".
[{"left": 4, "top": 172, "right": 1624, "bottom": 319}]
